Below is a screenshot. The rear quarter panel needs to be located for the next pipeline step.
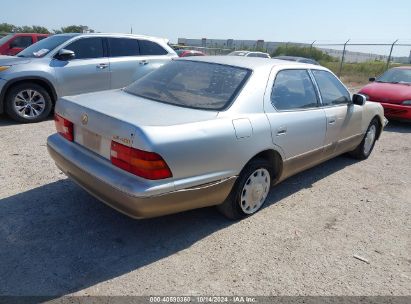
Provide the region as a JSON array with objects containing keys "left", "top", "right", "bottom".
[{"left": 140, "top": 113, "right": 275, "bottom": 191}]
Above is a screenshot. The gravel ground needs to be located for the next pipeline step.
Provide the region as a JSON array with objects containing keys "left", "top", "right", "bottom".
[{"left": 0, "top": 113, "right": 410, "bottom": 298}]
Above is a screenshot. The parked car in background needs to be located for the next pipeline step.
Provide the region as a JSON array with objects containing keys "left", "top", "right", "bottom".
[
  {"left": 273, "top": 56, "right": 320, "bottom": 65},
  {"left": 176, "top": 49, "right": 206, "bottom": 57},
  {"left": 228, "top": 51, "right": 271, "bottom": 58},
  {"left": 0, "top": 33, "right": 49, "bottom": 56},
  {"left": 359, "top": 67, "right": 411, "bottom": 121},
  {"left": 0, "top": 33, "right": 177, "bottom": 123},
  {"left": 47, "top": 57, "right": 385, "bottom": 220}
]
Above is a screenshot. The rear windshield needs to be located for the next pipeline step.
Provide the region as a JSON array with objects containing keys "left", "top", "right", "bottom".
[
  {"left": 0, "top": 34, "right": 13, "bottom": 45},
  {"left": 228, "top": 51, "right": 248, "bottom": 56},
  {"left": 125, "top": 60, "right": 251, "bottom": 110}
]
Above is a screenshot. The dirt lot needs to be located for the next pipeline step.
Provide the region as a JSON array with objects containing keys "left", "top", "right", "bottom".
[{"left": 0, "top": 114, "right": 410, "bottom": 298}]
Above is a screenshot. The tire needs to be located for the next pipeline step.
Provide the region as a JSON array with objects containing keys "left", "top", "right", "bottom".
[
  {"left": 5, "top": 82, "right": 53, "bottom": 123},
  {"left": 217, "top": 158, "right": 273, "bottom": 220},
  {"left": 349, "top": 118, "right": 379, "bottom": 160}
]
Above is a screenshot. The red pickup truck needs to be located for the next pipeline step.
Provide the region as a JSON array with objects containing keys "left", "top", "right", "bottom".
[{"left": 0, "top": 33, "right": 49, "bottom": 56}]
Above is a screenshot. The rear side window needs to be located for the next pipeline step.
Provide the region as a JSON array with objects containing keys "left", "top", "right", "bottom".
[
  {"left": 65, "top": 38, "right": 104, "bottom": 59},
  {"left": 139, "top": 40, "right": 168, "bottom": 55},
  {"left": 312, "top": 70, "right": 351, "bottom": 106},
  {"left": 271, "top": 69, "right": 318, "bottom": 110},
  {"left": 108, "top": 38, "right": 140, "bottom": 57},
  {"left": 125, "top": 60, "right": 250, "bottom": 110},
  {"left": 11, "top": 36, "right": 33, "bottom": 48}
]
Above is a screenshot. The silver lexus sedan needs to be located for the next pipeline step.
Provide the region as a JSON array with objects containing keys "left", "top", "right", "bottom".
[{"left": 47, "top": 57, "right": 386, "bottom": 219}]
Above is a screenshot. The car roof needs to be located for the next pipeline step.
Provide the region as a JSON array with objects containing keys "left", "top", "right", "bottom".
[
  {"left": 53, "top": 33, "right": 168, "bottom": 42},
  {"left": 178, "top": 56, "right": 322, "bottom": 70},
  {"left": 7, "top": 33, "right": 49, "bottom": 36}
]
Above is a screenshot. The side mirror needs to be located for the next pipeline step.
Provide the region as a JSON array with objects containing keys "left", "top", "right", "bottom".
[
  {"left": 352, "top": 94, "right": 367, "bottom": 106},
  {"left": 369, "top": 77, "right": 376, "bottom": 82},
  {"left": 55, "top": 49, "right": 75, "bottom": 61}
]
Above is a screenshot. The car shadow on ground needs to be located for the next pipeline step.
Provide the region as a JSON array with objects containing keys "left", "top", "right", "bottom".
[
  {"left": 383, "top": 120, "right": 411, "bottom": 134},
  {"left": 0, "top": 114, "right": 53, "bottom": 127},
  {"left": 0, "top": 155, "right": 356, "bottom": 300}
]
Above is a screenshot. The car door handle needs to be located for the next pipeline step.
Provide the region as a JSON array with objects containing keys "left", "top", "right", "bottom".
[
  {"left": 328, "top": 117, "right": 336, "bottom": 124},
  {"left": 276, "top": 127, "right": 287, "bottom": 136},
  {"left": 96, "top": 63, "right": 108, "bottom": 69},
  {"left": 139, "top": 60, "right": 149, "bottom": 65}
]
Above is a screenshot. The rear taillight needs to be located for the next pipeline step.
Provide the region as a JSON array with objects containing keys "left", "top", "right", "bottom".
[
  {"left": 110, "top": 141, "right": 172, "bottom": 180},
  {"left": 55, "top": 114, "right": 73, "bottom": 141}
]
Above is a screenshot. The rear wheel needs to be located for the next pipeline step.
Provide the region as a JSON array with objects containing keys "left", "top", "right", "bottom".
[
  {"left": 217, "top": 159, "right": 272, "bottom": 220},
  {"left": 5, "top": 82, "right": 52, "bottom": 123},
  {"left": 349, "top": 118, "right": 379, "bottom": 160}
]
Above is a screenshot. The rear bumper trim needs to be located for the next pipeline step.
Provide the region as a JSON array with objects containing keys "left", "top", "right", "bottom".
[{"left": 47, "top": 136, "right": 236, "bottom": 219}]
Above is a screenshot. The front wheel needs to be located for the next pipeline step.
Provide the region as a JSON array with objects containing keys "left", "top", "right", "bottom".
[
  {"left": 5, "top": 82, "right": 53, "bottom": 123},
  {"left": 349, "top": 118, "right": 379, "bottom": 160},
  {"left": 217, "top": 159, "right": 272, "bottom": 220}
]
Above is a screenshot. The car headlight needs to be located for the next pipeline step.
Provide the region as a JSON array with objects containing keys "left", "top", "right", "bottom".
[
  {"left": 361, "top": 94, "right": 370, "bottom": 101},
  {"left": 0, "top": 66, "right": 10, "bottom": 72},
  {"left": 402, "top": 100, "right": 411, "bottom": 105}
]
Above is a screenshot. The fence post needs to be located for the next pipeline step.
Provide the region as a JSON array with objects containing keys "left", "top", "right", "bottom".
[
  {"left": 310, "top": 40, "right": 316, "bottom": 58},
  {"left": 338, "top": 39, "right": 350, "bottom": 77},
  {"left": 386, "top": 39, "right": 399, "bottom": 70}
]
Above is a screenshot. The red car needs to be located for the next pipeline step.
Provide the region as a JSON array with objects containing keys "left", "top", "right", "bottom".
[
  {"left": 176, "top": 49, "right": 206, "bottom": 57},
  {"left": 0, "top": 33, "right": 49, "bottom": 56},
  {"left": 359, "top": 67, "right": 411, "bottom": 121}
]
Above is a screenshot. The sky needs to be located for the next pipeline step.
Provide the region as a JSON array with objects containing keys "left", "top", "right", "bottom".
[{"left": 2, "top": 0, "right": 411, "bottom": 56}]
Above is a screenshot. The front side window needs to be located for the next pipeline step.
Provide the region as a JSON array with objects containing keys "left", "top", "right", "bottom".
[
  {"left": 125, "top": 61, "right": 250, "bottom": 110},
  {"left": 312, "top": 70, "right": 351, "bottom": 106},
  {"left": 271, "top": 69, "right": 318, "bottom": 110},
  {"left": 139, "top": 40, "right": 168, "bottom": 55},
  {"left": 108, "top": 38, "right": 140, "bottom": 57},
  {"left": 65, "top": 38, "right": 104, "bottom": 59},
  {"left": 11, "top": 36, "right": 32, "bottom": 48}
]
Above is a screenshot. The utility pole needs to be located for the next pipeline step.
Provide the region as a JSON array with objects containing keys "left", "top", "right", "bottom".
[{"left": 130, "top": 25, "right": 133, "bottom": 34}]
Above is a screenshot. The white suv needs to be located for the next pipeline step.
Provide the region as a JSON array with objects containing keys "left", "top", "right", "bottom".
[{"left": 0, "top": 33, "right": 177, "bottom": 123}]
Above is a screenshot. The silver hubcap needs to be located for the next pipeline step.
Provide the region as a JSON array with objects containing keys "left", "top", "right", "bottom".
[
  {"left": 364, "top": 125, "right": 376, "bottom": 155},
  {"left": 240, "top": 168, "right": 270, "bottom": 214},
  {"left": 13, "top": 89, "right": 46, "bottom": 119}
]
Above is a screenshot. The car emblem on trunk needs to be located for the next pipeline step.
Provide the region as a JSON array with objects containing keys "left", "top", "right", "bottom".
[{"left": 81, "top": 114, "right": 88, "bottom": 125}]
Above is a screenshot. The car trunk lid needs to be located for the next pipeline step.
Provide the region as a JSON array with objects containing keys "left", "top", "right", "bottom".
[{"left": 55, "top": 89, "right": 218, "bottom": 159}]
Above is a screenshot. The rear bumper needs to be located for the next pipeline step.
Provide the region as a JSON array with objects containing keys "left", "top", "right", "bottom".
[
  {"left": 47, "top": 134, "right": 236, "bottom": 219},
  {"left": 380, "top": 102, "right": 411, "bottom": 121}
]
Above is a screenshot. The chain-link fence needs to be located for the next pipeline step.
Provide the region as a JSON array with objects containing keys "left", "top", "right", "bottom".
[{"left": 173, "top": 40, "right": 411, "bottom": 85}]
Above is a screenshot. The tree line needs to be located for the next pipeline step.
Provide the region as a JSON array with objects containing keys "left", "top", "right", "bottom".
[{"left": 0, "top": 23, "right": 94, "bottom": 34}]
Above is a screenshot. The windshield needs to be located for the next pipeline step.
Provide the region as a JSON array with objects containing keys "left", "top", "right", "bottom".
[
  {"left": 125, "top": 60, "right": 251, "bottom": 110},
  {"left": 0, "top": 34, "right": 13, "bottom": 46},
  {"left": 377, "top": 68, "right": 411, "bottom": 84},
  {"left": 17, "top": 35, "right": 73, "bottom": 58}
]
